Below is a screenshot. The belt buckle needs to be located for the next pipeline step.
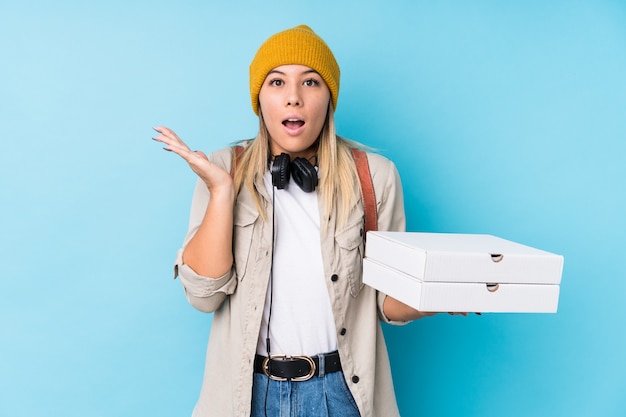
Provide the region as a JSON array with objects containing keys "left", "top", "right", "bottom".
[{"left": 261, "top": 355, "right": 316, "bottom": 382}]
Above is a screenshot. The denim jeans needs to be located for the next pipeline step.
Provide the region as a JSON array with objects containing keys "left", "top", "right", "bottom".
[{"left": 251, "top": 370, "right": 361, "bottom": 417}]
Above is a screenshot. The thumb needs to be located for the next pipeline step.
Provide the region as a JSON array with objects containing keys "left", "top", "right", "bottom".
[{"left": 193, "top": 150, "right": 209, "bottom": 160}]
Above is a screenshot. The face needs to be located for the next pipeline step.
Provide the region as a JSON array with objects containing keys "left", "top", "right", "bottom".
[{"left": 259, "top": 64, "right": 331, "bottom": 160}]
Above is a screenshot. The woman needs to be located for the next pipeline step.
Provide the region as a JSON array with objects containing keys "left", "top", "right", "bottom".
[{"left": 153, "top": 24, "right": 431, "bottom": 417}]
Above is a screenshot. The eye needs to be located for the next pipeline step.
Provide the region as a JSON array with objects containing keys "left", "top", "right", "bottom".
[
  {"left": 269, "top": 79, "right": 284, "bottom": 87},
  {"left": 304, "top": 78, "right": 320, "bottom": 87}
]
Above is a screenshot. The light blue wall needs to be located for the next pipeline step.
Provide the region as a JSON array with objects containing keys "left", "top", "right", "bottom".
[{"left": 1, "top": 1, "right": 624, "bottom": 416}]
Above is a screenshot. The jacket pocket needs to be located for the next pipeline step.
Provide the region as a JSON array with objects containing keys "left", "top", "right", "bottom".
[
  {"left": 233, "top": 202, "right": 259, "bottom": 282},
  {"left": 334, "top": 218, "right": 365, "bottom": 297}
]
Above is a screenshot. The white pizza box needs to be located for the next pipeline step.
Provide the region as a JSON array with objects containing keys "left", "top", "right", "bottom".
[{"left": 363, "top": 232, "right": 563, "bottom": 313}]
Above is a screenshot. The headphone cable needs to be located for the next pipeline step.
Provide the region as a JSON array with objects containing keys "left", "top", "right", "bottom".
[{"left": 263, "top": 185, "right": 276, "bottom": 417}]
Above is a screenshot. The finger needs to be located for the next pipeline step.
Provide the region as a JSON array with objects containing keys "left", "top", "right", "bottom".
[
  {"left": 154, "top": 138, "right": 191, "bottom": 157},
  {"left": 195, "top": 150, "right": 208, "bottom": 160},
  {"left": 153, "top": 126, "right": 175, "bottom": 140},
  {"left": 152, "top": 134, "right": 193, "bottom": 156},
  {"left": 153, "top": 125, "right": 174, "bottom": 136},
  {"left": 153, "top": 126, "right": 185, "bottom": 145},
  {"left": 164, "top": 144, "right": 208, "bottom": 165}
]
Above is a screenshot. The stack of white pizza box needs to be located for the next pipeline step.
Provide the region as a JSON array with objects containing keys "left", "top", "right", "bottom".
[{"left": 363, "top": 232, "right": 563, "bottom": 313}]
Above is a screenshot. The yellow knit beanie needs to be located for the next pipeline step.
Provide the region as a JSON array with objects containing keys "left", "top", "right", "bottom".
[{"left": 249, "top": 25, "right": 340, "bottom": 115}]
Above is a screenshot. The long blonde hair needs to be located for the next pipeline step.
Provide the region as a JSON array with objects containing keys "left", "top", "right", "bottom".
[{"left": 233, "top": 104, "right": 361, "bottom": 230}]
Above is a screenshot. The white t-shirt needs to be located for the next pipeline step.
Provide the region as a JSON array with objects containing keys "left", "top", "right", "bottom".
[{"left": 256, "top": 170, "right": 338, "bottom": 356}]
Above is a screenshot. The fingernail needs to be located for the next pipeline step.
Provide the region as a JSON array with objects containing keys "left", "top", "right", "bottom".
[
  {"left": 163, "top": 147, "right": 172, "bottom": 152},
  {"left": 152, "top": 126, "right": 160, "bottom": 132}
]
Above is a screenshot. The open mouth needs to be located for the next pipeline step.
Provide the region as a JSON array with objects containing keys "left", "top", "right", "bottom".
[{"left": 282, "top": 118, "right": 305, "bottom": 129}]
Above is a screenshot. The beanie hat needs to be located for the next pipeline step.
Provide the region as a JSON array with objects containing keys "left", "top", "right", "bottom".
[{"left": 249, "top": 25, "right": 340, "bottom": 115}]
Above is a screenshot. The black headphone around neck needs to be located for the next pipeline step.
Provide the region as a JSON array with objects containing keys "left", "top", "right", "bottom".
[{"left": 271, "top": 153, "right": 318, "bottom": 192}]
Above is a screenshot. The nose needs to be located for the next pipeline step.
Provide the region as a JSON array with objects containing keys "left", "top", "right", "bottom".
[{"left": 285, "top": 84, "right": 301, "bottom": 107}]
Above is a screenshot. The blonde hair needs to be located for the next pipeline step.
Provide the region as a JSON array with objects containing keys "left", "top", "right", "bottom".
[{"left": 233, "top": 104, "right": 361, "bottom": 230}]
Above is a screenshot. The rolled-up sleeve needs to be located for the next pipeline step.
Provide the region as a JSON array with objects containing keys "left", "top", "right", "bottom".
[{"left": 174, "top": 248, "right": 237, "bottom": 312}]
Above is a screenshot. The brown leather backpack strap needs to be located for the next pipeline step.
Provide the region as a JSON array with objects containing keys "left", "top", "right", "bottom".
[
  {"left": 351, "top": 148, "right": 378, "bottom": 235},
  {"left": 231, "top": 145, "right": 244, "bottom": 179}
]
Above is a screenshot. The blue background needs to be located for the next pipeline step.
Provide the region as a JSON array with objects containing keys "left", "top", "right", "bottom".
[{"left": 1, "top": 1, "right": 625, "bottom": 416}]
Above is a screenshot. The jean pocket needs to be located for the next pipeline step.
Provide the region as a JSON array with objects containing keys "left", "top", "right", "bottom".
[{"left": 330, "top": 372, "right": 361, "bottom": 415}]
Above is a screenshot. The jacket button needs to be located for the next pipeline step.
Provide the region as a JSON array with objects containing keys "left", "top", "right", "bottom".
[
  {"left": 352, "top": 375, "right": 360, "bottom": 384},
  {"left": 340, "top": 328, "right": 347, "bottom": 336},
  {"left": 331, "top": 274, "right": 339, "bottom": 282},
  {"left": 360, "top": 228, "right": 363, "bottom": 237}
]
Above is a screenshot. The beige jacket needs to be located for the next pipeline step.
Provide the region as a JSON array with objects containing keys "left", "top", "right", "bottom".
[{"left": 174, "top": 146, "right": 407, "bottom": 417}]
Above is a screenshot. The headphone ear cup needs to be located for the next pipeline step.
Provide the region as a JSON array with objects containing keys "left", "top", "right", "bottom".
[
  {"left": 271, "top": 153, "right": 291, "bottom": 189},
  {"left": 291, "top": 157, "right": 318, "bottom": 193}
]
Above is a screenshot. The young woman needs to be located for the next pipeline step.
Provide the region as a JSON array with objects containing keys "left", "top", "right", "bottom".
[{"left": 153, "top": 24, "right": 434, "bottom": 417}]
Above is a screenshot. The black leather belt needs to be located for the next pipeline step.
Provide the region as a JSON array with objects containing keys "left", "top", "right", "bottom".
[{"left": 254, "top": 351, "right": 342, "bottom": 381}]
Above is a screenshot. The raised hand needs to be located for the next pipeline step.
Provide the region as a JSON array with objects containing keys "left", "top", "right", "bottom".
[{"left": 152, "top": 126, "right": 233, "bottom": 194}]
